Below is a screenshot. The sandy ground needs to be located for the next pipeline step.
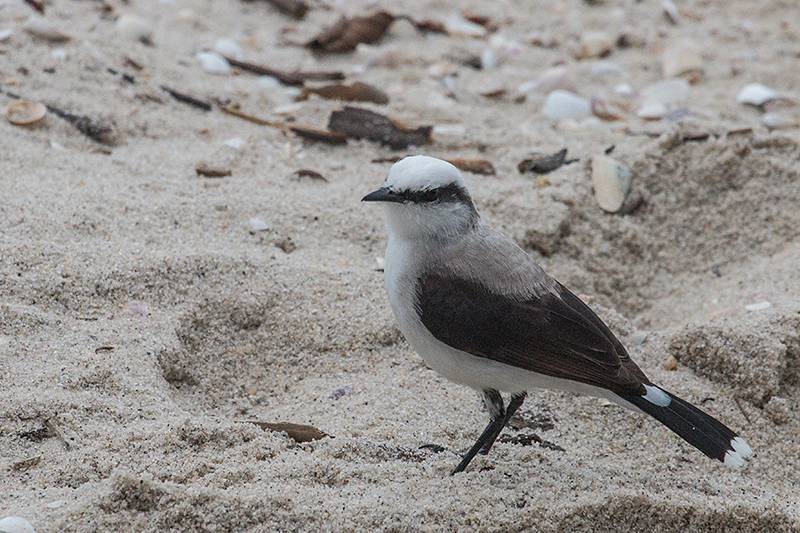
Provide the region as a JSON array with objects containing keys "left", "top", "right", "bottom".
[{"left": 2, "top": 0, "right": 800, "bottom": 531}]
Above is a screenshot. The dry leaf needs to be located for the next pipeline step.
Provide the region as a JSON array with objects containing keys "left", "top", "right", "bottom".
[
  {"left": 328, "top": 106, "right": 432, "bottom": 150},
  {"left": 295, "top": 81, "right": 389, "bottom": 104},
  {"left": 518, "top": 149, "right": 578, "bottom": 174},
  {"left": 307, "top": 11, "right": 395, "bottom": 53},
  {"left": 196, "top": 164, "right": 232, "bottom": 178},
  {"left": 444, "top": 157, "right": 496, "bottom": 175},
  {"left": 239, "top": 420, "right": 330, "bottom": 442}
]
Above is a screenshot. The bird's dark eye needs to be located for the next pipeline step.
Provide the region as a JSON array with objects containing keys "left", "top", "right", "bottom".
[{"left": 422, "top": 189, "right": 439, "bottom": 202}]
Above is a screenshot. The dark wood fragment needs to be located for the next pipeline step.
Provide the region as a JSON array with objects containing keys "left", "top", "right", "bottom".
[
  {"left": 239, "top": 420, "right": 330, "bottom": 442},
  {"left": 328, "top": 106, "right": 432, "bottom": 150},
  {"left": 262, "top": 0, "right": 308, "bottom": 19},
  {"left": 160, "top": 86, "right": 212, "bottom": 111},
  {"left": 220, "top": 55, "right": 344, "bottom": 86},
  {"left": 294, "top": 169, "right": 327, "bottom": 181},
  {"left": 196, "top": 164, "right": 232, "bottom": 178},
  {"left": 307, "top": 11, "right": 395, "bottom": 53},
  {"left": 290, "top": 126, "right": 348, "bottom": 145},
  {"left": 518, "top": 148, "right": 578, "bottom": 174}
]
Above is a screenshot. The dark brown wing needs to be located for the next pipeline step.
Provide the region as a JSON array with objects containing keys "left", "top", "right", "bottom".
[{"left": 416, "top": 274, "right": 649, "bottom": 396}]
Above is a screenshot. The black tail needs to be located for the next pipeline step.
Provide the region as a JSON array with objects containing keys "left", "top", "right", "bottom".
[{"left": 620, "top": 386, "right": 752, "bottom": 467}]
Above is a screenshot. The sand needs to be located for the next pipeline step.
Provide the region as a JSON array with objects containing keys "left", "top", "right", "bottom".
[{"left": 2, "top": 0, "right": 800, "bottom": 531}]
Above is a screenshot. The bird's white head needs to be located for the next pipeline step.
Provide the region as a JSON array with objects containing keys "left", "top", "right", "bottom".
[{"left": 362, "top": 156, "right": 480, "bottom": 242}]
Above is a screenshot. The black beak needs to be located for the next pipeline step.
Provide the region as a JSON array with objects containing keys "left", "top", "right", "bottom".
[{"left": 361, "top": 187, "right": 405, "bottom": 204}]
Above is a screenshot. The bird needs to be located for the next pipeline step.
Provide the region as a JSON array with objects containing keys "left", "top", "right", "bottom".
[{"left": 362, "top": 155, "right": 752, "bottom": 475}]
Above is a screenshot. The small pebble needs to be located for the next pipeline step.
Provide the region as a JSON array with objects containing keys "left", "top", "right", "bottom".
[
  {"left": 762, "top": 112, "right": 798, "bottom": 130},
  {"left": 480, "top": 48, "right": 497, "bottom": 70},
  {"left": 663, "top": 355, "right": 678, "bottom": 371},
  {"left": 329, "top": 383, "right": 355, "bottom": 400},
  {"left": 542, "top": 90, "right": 591, "bottom": 120},
  {"left": 0, "top": 516, "right": 35, "bottom": 533},
  {"left": 375, "top": 256, "right": 386, "bottom": 270},
  {"left": 45, "top": 501, "right": 63, "bottom": 509},
  {"left": 249, "top": 218, "right": 270, "bottom": 232},
  {"left": 745, "top": 300, "right": 771, "bottom": 311},
  {"left": 517, "top": 66, "right": 575, "bottom": 96},
  {"left": 0, "top": 28, "right": 13, "bottom": 42},
  {"left": 737, "top": 83, "right": 778, "bottom": 106},
  {"left": 591, "top": 155, "right": 631, "bottom": 213},
  {"left": 125, "top": 300, "right": 150, "bottom": 316},
  {"left": 116, "top": 15, "right": 153, "bottom": 45},
  {"left": 197, "top": 51, "right": 231, "bottom": 74},
  {"left": 637, "top": 98, "right": 667, "bottom": 120}
]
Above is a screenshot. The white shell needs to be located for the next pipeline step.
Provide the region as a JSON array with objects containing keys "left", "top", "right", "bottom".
[
  {"left": 641, "top": 78, "right": 690, "bottom": 106},
  {"left": 116, "top": 15, "right": 153, "bottom": 44},
  {"left": 197, "top": 51, "right": 231, "bottom": 74},
  {"left": 542, "top": 90, "right": 591, "bottom": 120},
  {"left": 480, "top": 48, "right": 497, "bottom": 70},
  {"left": 662, "top": 0, "right": 681, "bottom": 24},
  {"left": 591, "top": 155, "right": 631, "bottom": 213},
  {"left": 737, "top": 83, "right": 778, "bottom": 106},
  {"left": 443, "top": 13, "right": 487, "bottom": 38},
  {"left": 762, "top": 112, "right": 798, "bottom": 129},
  {"left": 745, "top": 301, "right": 771, "bottom": 311},
  {"left": 636, "top": 98, "right": 667, "bottom": 120},
  {"left": 213, "top": 38, "right": 243, "bottom": 60},
  {"left": 0, "top": 516, "right": 35, "bottom": 533},
  {"left": 6, "top": 100, "right": 47, "bottom": 126},
  {"left": 661, "top": 39, "right": 703, "bottom": 78},
  {"left": 0, "top": 28, "right": 12, "bottom": 42},
  {"left": 249, "top": 218, "right": 270, "bottom": 232},
  {"left": 24, "top": 17, "right": 71, "bottom": 42},
  {"left": 517, "top": 66, "right": 575, "bottom": 96}
]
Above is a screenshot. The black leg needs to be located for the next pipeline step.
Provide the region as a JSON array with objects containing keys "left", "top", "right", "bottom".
[
  {"left": 452, "top": 389, "right": 515, "bottom": 475},
  {"left": 479, "top": 392, "right": 526, "bottom": 456}
]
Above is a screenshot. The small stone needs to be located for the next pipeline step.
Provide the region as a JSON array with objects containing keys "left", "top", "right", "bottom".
[
  {"left": 737, "top": 83, "right": 779, "bottom": 106},
  {"left": 6, "top": 100, "right": 46, "bottom": 126},
  {"left": 661, "top": 39, "right": 703, "bottom": 79},
  {"left": 0, "top": 516, "right": 35, "bottom": 533},
  {"left": 480, "top": 48, "right": 498, "bottom": 70},
  {"left": 116, "top": 15, "right": 153, "bottom": 45},
  {"left": 542, "top": 90, "right": 591, "bottom": 120},
  {"left": 591, "top": 155, "right": 631, "bottom": 213},
  {"left": 0, "top": 29, "right": 13, "bottom": 42},
  {"left": 745, "top": 300, "right": 771, "bottom": 311},
  {"left": 249, "top": 218, "right": 270, "bottom": 231},
  {"left": 664, "top": 354, "right": 678, "bottom": 371},
  {"left": 272, "top": 103, "right": 303, "bottom": 115},
  {"left": 197, "top": 51, "right": 231, "bottom": 74},
  {"left": 763, "top": 396, "right": 791, "bottom": 425},
  {"left": 375, "top": 256, "right": 386, "bottom": 270},
  {"left": 45, "top": 501, "right": 63, "bottom": 509}
]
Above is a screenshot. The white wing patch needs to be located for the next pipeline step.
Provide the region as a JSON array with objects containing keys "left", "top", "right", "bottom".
[{"left": 643, "top": 384, "right": 671, "bottom": 407}]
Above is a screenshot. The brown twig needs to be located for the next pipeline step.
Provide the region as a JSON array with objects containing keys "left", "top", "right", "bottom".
[
  {"left": 220, "top": 55, "right": 344, "bottom": 86},
  {"left": 733, "top": 396, "right": 751, "bottom": 424},
  {"left": 219, "top": 105, "right": 289, "bottom": 130},
  {"left": 160, "top": 86, "right": 212, "bottom": 111}
]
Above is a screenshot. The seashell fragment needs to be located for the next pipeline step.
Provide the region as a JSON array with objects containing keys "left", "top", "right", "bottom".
[
  {"left": 197, "top": 51, "right": 231, "bottom": 74},
  {"left": 591, "top": 97, "right": 625, "bottom": 121},
  {"left": 661, "top": 39, "right": 703, "bottom": 80},
  {"left": 116, "top": 15, "right": 153, "bottom": 45},
  {"left": 745, "top": 301, "right": 771, "bottom": 311},
  {"left": 574, "top": 31, "right": 614, "bottom": 59},
  {"left": 641, "top": 78, "right": 690, "bottom": 106},
  {"left": 0, "top": 29, "right": 12, "bottom": 42},
  {"left": 443, "top": 13, "right": 488, "bottom": 38},
  {"left": 762, "top": 112, "right": 799, "bottom": 130},
  {"left": 737, "top": 83, "right": 778, "bottom": 106},
  {"left": 0, "top": 516, "right": 35, "bottom": 533},
  {"left": 636, "top": 98, "right": 667, "bottom": 120},
  {"left": 542, "top": 90, "right": 591, "bottom": 120},
  {"left": 662, "top": 0, "right": 681, "bottom": 25},
  {"left": 6, "top": 100, "right": 47, "bottom": 126},
  {"left": 24, "top": 17, "right": 71, "bottom": 42},
  {"left": 213, "top": 38, "right": 243, "bottom": 60},
  {"left": 591, "top": 155, "right": 631, "bottom": 213},
  {"left": 517, "top": 66, "right": 575, "bottom": 97}
]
